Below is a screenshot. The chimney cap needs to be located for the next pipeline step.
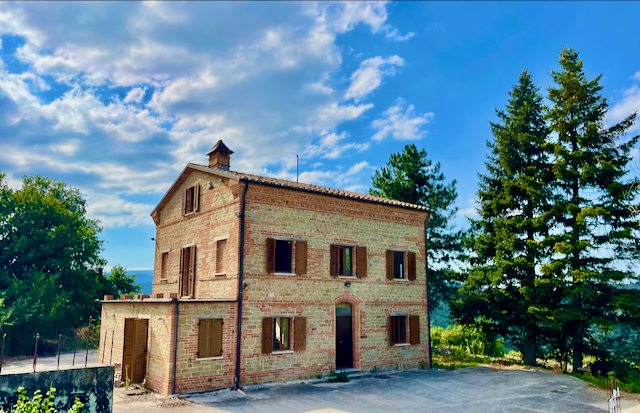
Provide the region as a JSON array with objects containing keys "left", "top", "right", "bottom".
[{"left": 206, "top": 140, "right": 234, "bottom": 156}]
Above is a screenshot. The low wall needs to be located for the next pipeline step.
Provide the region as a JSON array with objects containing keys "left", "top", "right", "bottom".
[{"left": 0, "top": 365, "right": 114, "bottom": 413}]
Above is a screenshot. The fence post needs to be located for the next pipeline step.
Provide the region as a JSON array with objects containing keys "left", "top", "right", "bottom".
[
  {"left": 57, "top": 334, "right": 62, "bottom": 370},
  {"left": 85, "top": 316, "right": 92, "bottom": 367},
  {"left": 0, "top": 333, "right": 6, "bottom": 374},
  {"left": 109, "top": 330, "right": 114, "bottom": 364},
  {"left": 72, "top": 333, "right": 78, "bottom": 366},
  {"left": 33, "top": 334, "right": 40, "bottom": 373}
]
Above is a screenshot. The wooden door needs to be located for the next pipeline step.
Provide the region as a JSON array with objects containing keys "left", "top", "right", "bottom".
[
  {"left": 335, "top": 303, "right": 353, "bottom": 369},
  {"left": 122, "top": 318, "right": 148, "bottom": 384}
]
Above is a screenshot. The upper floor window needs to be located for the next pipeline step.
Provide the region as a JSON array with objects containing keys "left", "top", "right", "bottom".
[
  {"left": 339, "top": 246, "right": 352, "bottom": 276},
  {"left": 160, "top": 251, "right": 169, "bottom": 279},
  {"left": 386, "top": 250, "right": 417, "bottom": 281},
  {"left": 393, "top": 251, "right": 405, "bottom": 279},
  {"left": 330, "top": 245, "right": 367, "bottom": 278},
  {"left": 182, "top": 184, "right": 200, "bottom": 215},
  {"left": 266, "top": 238, "right": 307, "bottom": 275}
]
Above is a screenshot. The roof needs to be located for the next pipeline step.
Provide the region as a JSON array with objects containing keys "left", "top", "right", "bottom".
[
  {"left": 205, "top": 140, "right": 234, "bottom": 155},
  {"left": 183, "top": 164, "right": 431, "bottom": 213}
]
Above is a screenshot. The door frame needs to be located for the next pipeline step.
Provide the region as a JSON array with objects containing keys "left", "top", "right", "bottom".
[{"left": 122, "top": 318, "right": 149, "bottom": 384}]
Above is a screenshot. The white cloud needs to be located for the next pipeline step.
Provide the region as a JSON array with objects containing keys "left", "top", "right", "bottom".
[
  {"left": 345, "top": 55, "right": 404, "bottom": 102},
  {"left": 385, "top": 28, "right": 415, "bottom": 42},
  {"left": 346, "top": 161, "right": 370, "bottom": 175},
  {"left": 304, "top": 131, "right": 370, "bottom": 159},
  {"left": 371, "top": 98, "right": 434, "bottom": 141},
  {"left": 634, "top": 71, "right": 640, "bottom": 82},
  {"left": 85, "top": 192, "right": 155, "bottom": 228},
  {"left": 123, "top": 87, "right": 147, "bottom": 104},
  {"left": 606, "top": 83, "right": 640, "bottom": 134}
]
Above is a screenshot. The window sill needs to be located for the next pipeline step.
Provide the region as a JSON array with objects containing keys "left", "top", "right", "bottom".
[
  {"left": 338, "top": 276, "right": 356, "bottom": 279},
  {"left": 196, "top": 356, "right": 223, "bottom": 361},
  {"left": 394, "top": 343, "right": 410, "bottom": 347},
  {"left": 393, "top": 278, "right": 409, "bottom": 282},
  {"left": 272, "top": 350, "right": 294, "bottom": 355},
  {"left": 214, "top": 273, "right": 227, "bottom": 277},
  {"left": 183, "top": 211, "right": 196, "bottom": 217},
  {"left": 273, "top": 272, "right": 296, "bottom": 276}
]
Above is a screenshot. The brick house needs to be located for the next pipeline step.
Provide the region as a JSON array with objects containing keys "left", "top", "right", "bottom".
[{"left": 99, "top": 140, "right": 433, "bottom": 394}]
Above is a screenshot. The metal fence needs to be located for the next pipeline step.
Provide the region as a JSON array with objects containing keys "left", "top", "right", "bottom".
[{"left": 0, "top": 317, "right": 99, "bottom": 375}]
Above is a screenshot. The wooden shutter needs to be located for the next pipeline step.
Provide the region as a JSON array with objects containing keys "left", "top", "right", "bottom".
[
  {"left": 295, "top": 241, "right": 307, "bottom": 275},
  {"left": 408, "top": 251, "right": 417, "bottom": 281},
  {"left": 194, "top": 184, "right": 201, "bottom": 212},
  {"left": 266, "top": 238, "right": 275, "bottom": 274},
  {"left": 262, "top": 318, "right": 274, "bottom": 354},
  {"left": 178, "top": 248, "right": 184, "bottom": 296},
  {"left": 211, "top": 319, "right": 223, "bottom": 357},
  {"left": 188, "top": 246, "right": 196, "bottom": 297},
  {"left": 389, "top": 316, "right": 396, "bottom": 345},
  {"left": 182, "top": 190, "right": 187, "bottom": 215},
  {"left": 198, "top": 319, "right": 211, "bottom": 358},
  {"left": 294, "top": 317, "right": 307, "bottom": 351},
  {"left": 386, "top": 250, "right": 394, "bottom": 280},
  {"left": 330, "top": 244, "right": 339, "bottom": 277},
  {"left": 356, "top": 246, "right": 367, "bottom": 278},
  {"left": 410, "top": 315, "right": 420, "bottom": 345}
]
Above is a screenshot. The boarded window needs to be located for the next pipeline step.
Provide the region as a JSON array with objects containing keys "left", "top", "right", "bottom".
[
  {"left": 216, "top": 239, "right": 227, "bottom": 274},
  {"left": 182, "top": 184, "right": 200, "bottom": 215},
  {"left": 390, "top": 315, "right": 407, "bottom": 345},
  {"left": 356, "top": 246, "right": 367, "bottom": 278},
  {"left": 409, "top": 315, "right": 420, "bottom": 344},
  {"left": 273, "top": 317, "right": 290, "bottom": 351},
  {"left": 339, "top": 246, "right": 352, "bottom": 276},
  {"left": 179, "top": 246, "right": 196, "bottom": 297},
  {"left": 160, "top": 252, "right": 168, "bottom": 279},
  {"left": 198, "top": 319, "right": 223, "bottom": 358},
  {"left": 294, "top": 317, "right": 306, "bottom": 351}
]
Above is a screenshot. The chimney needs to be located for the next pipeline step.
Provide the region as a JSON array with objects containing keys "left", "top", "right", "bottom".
[{"left": 206, "top": 140, "right": 234, "bottom": 170}]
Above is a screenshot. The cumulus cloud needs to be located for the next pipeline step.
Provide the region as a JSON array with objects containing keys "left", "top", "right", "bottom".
[
  {"left": 123, "top": 87, "right": 147, "bottom": 104},
  {"left": 606, "top": 77, "right": 640, "bottom": 134},
  {"left": 345, "top": 55, "right": 404, "bottom": 102},
  {"left": 304, "top": 131, "right": 370, "bottom": 159},
  {"left": 371, "top": 98, "right": 434, "bottom": 141}
]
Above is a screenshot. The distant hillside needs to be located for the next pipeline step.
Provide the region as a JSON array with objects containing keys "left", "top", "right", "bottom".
[{"left": 126, "top": 270, "right": 153, "bottom": 295}]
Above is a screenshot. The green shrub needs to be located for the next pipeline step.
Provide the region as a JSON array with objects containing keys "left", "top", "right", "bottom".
[
  {"left": 430, "top": 324, "right": 504, "bottom": 357},
  {"left": 5, "top": 387, "right": 86, "bottom": 413},
  {"left": 327, "top": 370, "right": 349, "bottom": 383}
]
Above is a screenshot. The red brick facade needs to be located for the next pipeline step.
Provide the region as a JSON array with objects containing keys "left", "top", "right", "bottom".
[{"left": 99, "top": 149, "right": 431, "bottom": 394}]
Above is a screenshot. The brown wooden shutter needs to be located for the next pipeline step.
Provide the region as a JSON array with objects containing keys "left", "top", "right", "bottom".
[
  {"left": 194, "top": 184, "right": 200, "bottom": 212},
  {"left": 389, "top": 316, "right": 396, "bottom": 345},
  {"left": 294, "top": 317, "right": 307, "bottom": 351},
  {"left": 409, "top": 315, "right": 420, "bottom": 345},
  {"left": 386, "top": 250, "right": 394, "bottom": 280},
  {"left": 356, "top": 246, "right": 367, "bottom": 278},
  {"left": 295, "top": 241, "right": 307, "bottom": 275},
  {"left": 330, "top": 244, "right": 339, "bottom": 277},
  {"left": 178, "top": 248, "right": 184, "bottom": 296},
  {"left": 211, "top": 319, "right": 223, "bottom": 357},
  {"left": 408, "top": 251, "right": 417, "bottom": 281},
  {"left": 262, "top": 318, "right": 274, "bottom": 354},
  {"left": 188, "top": 245, "right": 196, "bottom": 297},
  {"left": 182, "top": 190, "right": 186, "bottom": 215},
  {"left": 266, "top": 238, "right": 275, "bottom": 274},
  {"left": 198, "top": 319, "right": 211, "bottom": 358}
]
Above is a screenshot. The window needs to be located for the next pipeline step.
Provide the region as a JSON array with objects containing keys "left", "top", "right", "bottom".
[
  {"left": 216, "top": 239, "right": 227, "bottom": 274},
  {"left": 393, "top": 251, "right": 405, "bottom": 279},
  {"left": 160, "top": 252, "right": 168, "bottom": 279},
  {"left": 339, "top": 246, "right": 352, "bottom": 276},
  {"left": 198, "top": 318, "right": 223, "bottom": 358},
  {"left": 275, "top": 240, "right": 292, "bottom": 273},
  {"left": 273, "top": 317, "right": 290, "bottom": 351},
  {"left": 179, "top": 246, "right": 196, "bottom": 297},
  {"left": 390, "top": 316, "right": 407, "bottom": 345},
  {"left": 182, "top": 184, "right": 200, "bottom": 215}
]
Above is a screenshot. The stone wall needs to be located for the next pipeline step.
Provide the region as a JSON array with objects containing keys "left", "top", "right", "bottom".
[{"left": 0, "top": 366, "right": 114, "bottom": 413}]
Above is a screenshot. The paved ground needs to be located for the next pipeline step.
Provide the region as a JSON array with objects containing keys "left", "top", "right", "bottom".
[
  {"left": 0, "top": 350, "right": 99, "bottom": 374},
  {"left": 114, "top": 368, "right": 640, "bottom": 413}
]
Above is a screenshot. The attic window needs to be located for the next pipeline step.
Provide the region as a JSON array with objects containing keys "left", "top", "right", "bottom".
[{"left": 182, "top": 184, "right": 200, "bottom": 215}]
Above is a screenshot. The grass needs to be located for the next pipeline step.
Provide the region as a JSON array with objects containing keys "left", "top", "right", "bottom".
[
  {"left": 432, "top": 353, "right": 493, "bottom": 370},
  {"left": 573, "top": 373, "right": 640, "bottom": 394}
]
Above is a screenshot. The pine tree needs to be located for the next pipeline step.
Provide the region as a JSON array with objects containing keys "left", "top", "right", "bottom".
[
  {"left": 544, "top": 48, "right": 640, "bottom": 371},
  {"left": 451, "top": 71, "right": 556, "bottom": 365},
  {"left": 370, "top": 144, "right": 463, "bottom": 316}
]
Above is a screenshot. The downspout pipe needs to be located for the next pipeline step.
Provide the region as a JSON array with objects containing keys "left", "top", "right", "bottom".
[
  {"left": 172, "top": 299, "right": 179, "bottom": 394},
  {"left": 424, "top": 214, "right": 433, "bottom": 368},
  {"left": 235, "top": 181, "right": 249, "bottom": 389}
]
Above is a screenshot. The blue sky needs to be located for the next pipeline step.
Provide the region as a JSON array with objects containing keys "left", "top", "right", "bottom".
[{"left": 1, "top": 2, "right": 639, "bottom": 271}]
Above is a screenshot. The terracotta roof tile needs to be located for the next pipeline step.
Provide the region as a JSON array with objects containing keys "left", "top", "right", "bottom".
[{"left": 191, "top": 164, "right": 431, "bottom": 213}]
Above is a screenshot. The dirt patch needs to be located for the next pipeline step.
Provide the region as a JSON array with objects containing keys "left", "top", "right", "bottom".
[{"left": 113, "top": 387, "right": 193, "bottom": 409}]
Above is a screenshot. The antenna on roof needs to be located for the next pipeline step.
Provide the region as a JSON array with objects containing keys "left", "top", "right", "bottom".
[{"left": 296, "top": 155, "right": 299, "bottom": 183}]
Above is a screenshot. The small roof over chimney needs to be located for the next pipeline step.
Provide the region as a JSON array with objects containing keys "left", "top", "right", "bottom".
[{"left": 206, "top": 140, "right": 234, "bottom": 170}]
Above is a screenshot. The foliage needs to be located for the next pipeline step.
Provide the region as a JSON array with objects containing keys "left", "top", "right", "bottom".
[
  {"left": 6, "top": 387, "right": 86, "bottom": 413},
  {"left": 592, "top": 325, "right": 640, "bottom": 381},
  {"left": 432, "top": 353, "right": 492, "bottom": 370},
  {"left": 542, "top": 48, "right": 640, "bottom": 371},
  {"left": 574, "top": 373, "right": 640, "bottom": 394},
  {"left": 105, "top": 265, "right": 140, "bottom": 298},
  {"left": 370, "top": 144, "right": 464, "bottom": 315},
  {"left": 327, "top": 369, "right": 349, "bottom": 383},
  {"left": 431, "top": 324, "right": 504, "bottom": 357},
  {"left": 451, "top": 70, "right": 555, "bottom": 366},
  {"left": 0, "top": 173, "right": 138, "bottom": 355}
]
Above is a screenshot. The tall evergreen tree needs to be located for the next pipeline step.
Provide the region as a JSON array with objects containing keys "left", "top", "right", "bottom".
[
  {"left": 451, "top": 71, "right": 555, "bottom": 365},
  {"left": 370, "top": 144, "right": 462, "bottom": 316},
  {"left": 544, "top": 48, "right": 640, "bottom": 371}
]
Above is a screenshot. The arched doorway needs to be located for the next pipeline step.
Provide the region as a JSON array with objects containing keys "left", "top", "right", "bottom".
[{"left": 335, "top": 302, "right": 353, "bottom": 369}]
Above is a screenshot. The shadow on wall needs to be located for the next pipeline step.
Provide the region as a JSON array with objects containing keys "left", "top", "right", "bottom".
[{"left": 0, "top": 365, "right": 114, "bottom": 413}]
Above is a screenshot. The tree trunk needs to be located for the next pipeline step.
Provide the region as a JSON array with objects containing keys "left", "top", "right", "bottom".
[
  {"left": 523, "top": 324, "right": 537, "bottom": 366},
  {"left": 572, "top": 325, "right": 583, "bottom": 372}
]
